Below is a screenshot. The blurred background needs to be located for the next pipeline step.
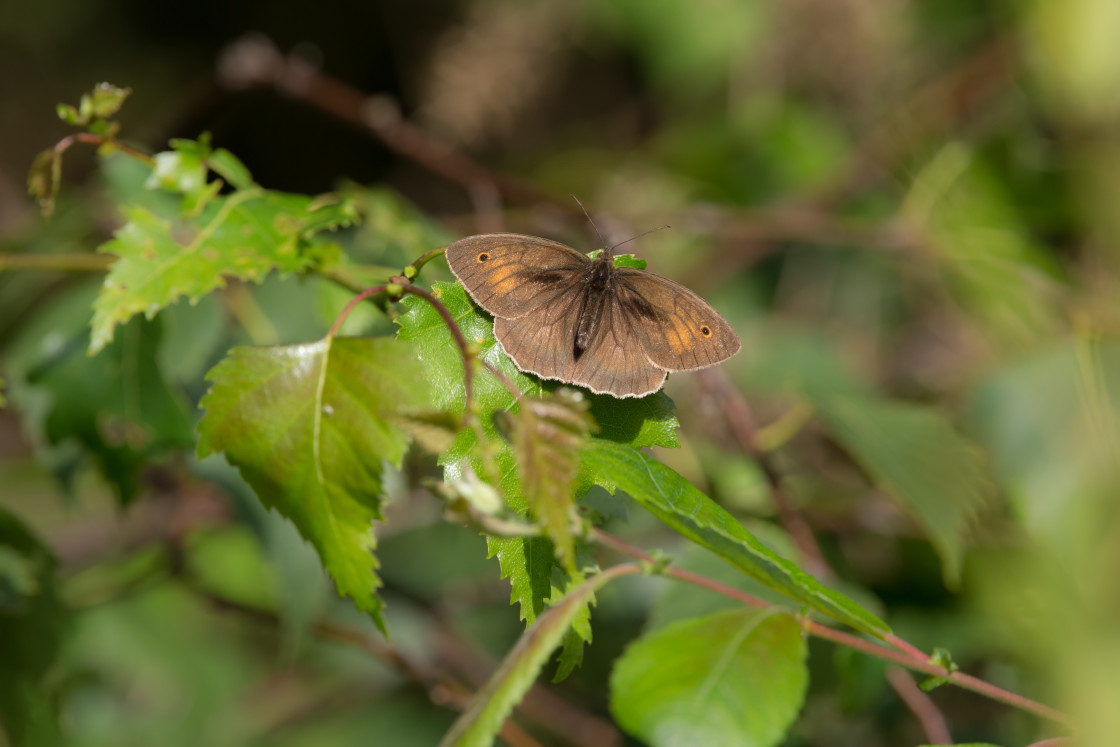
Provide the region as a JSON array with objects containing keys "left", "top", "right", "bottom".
[{"left": 2, "top": 0, "right": 1120, "bottom": 745}]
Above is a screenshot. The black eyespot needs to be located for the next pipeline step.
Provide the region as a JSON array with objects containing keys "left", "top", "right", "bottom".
[
  {"left": 477, "top": 252, "right": 491, "bottom": 262},
  {"left": 700, "top": 325, "right": 712, "bottom": 337}
]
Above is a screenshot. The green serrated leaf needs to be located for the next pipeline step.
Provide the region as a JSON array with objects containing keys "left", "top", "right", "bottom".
[
  {"left": 582, "top": 438, "right": 891, "bottom": 637},
  {"left": 611, "top": 608, "right": 808, "bottom": 747},
  {"left": 816, "top": 394, "right": 995, "bottom": 586},
  {"left": 439, "top": 566, "right": 631, "bottom": 747},
  {"left": 90, "top": 189, "right": 357, "bottom": 353},
  {"left": 513, "top": 389, "right": 597, "bottom": 574},
  {"left": 550, "top": 563, "right": 595, "bottom": 683},
  {"left": 196, "top": 336, "right": 431, "bottom": 631},
  {"left": 487, "top": 534, "right": 555, "bottom": 624}
]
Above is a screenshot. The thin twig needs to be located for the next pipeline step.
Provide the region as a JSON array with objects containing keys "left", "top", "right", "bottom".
[
  {"left": 697, "top": 368, "right": 833, "bottom": 580},
  {"left": 887, "top": 666, "right": 952, "bottom": 745},
  {"left": 590, "top": 527, "right": 1072, "bottom": 727},
  {"left": 216, "top": 35, "right": 567, "bottom": 218},
  {"left": 396, "top": 282, "right": 479, "bottom": 412},
  {"left": 56, "top": 131, "right": 156, "bottom": 166},
  {"left": 326, "top": 283, "right": 387, "bottom": 338}
]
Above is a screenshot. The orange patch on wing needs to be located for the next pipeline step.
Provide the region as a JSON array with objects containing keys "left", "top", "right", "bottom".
[
  {"left": 489, "top": 265, "right": 517, "bottom": 284},
  {"left": 492, "top": 276, "right": 518, "bottom": 295},
  {"left": 669, "top": 318, "right": 692, "bottom": 352}
]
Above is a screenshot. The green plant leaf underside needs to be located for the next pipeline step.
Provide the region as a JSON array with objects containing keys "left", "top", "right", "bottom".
[{"left": 582, "top": 438, "right": 890, "bottom": 637}]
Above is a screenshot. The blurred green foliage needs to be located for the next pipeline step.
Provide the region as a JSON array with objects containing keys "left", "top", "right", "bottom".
[{"left": 3, "top": 0, "right": 1120, "bottom": 745}]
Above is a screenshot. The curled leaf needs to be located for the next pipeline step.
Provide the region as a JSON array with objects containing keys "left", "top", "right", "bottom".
[{"left": 513, "top": 388, "right": 598, "bottom": 574}]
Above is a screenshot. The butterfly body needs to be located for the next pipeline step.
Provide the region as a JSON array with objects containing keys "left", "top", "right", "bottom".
[{"left": 446, "top": 233, "right": 740, "bottom": 398}]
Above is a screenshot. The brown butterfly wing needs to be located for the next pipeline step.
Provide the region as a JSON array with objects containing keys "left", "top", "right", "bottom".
[
  {"left": 493, "top": 289, "right": 667, "bottom": 398},
  {"left": 445, "top": 233, "right": 590, "bottom": 319},
  {"left": 615, "top": 268, "right": 741, "bottom": 372}
]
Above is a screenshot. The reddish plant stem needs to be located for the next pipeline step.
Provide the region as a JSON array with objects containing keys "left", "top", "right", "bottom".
[
  {"left": 1027, "top": 739, "right": 1076, "bottom": 747},
  {"left": 324, "top": 278, "right": 481, "bottom": 414},
  {"left": 327, "top": 280, "right": 482, "bottom": 419},
  {"left": 57, "top": 131, "right": 156, "bottom": 165},
  {"left": 698, "top": 368, "right": 833, "bottom": 580},
  {"left": 590, "top": 527, "right": 771, "bottom": 609},
  {"left": 590, "top": 527, "right": 1072, "bottom": 727},
  {"left": 396, "top": 282, "right": 480, "bottom": 411},
  {"left": 326, "top": 284, "right": 387, "bottom": 339},
  {"left": 887, "top": 666, "right": 952, "bottom": 745},
  {"left": 325, "top": 271, "right": 523, "bottom": 425}
]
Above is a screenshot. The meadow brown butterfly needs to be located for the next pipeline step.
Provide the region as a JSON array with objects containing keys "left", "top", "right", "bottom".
[{"left": 445, "top": 232, "right": 741, "bottom": 398}]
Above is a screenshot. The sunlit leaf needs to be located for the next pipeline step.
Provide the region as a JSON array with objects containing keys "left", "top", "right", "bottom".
[
  {"left": 611, "top": 609, "right": 807, "bottom": 747},
  {"left": 196, "top": 336, "right": 431, "bottom": 630},
  {"left": 582, "top": 438, "right": 891, "bottom": 637},
  {"left": 90, "top": 189, "right": 358, "bottom": 353}
]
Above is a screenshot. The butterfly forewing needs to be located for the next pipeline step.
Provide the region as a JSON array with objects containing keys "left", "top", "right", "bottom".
[
  {"left": 445, "top": 233, "right": 589, "bottom": 319},
  {"left": 616, "top": 269, "right": 741, "bottom": 372}
]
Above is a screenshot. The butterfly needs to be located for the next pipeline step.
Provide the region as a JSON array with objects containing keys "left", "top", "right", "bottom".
[{"left": 445, "top": 233, "right": 740, "bottom": 398}]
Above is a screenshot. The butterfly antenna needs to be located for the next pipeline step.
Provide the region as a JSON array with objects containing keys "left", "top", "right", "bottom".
[
  {"left": 571, "top": 194, "right": 610, "bottom": 250},
  {"left": 610, "top": 224, "right": 671, "bottom": 252}
]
